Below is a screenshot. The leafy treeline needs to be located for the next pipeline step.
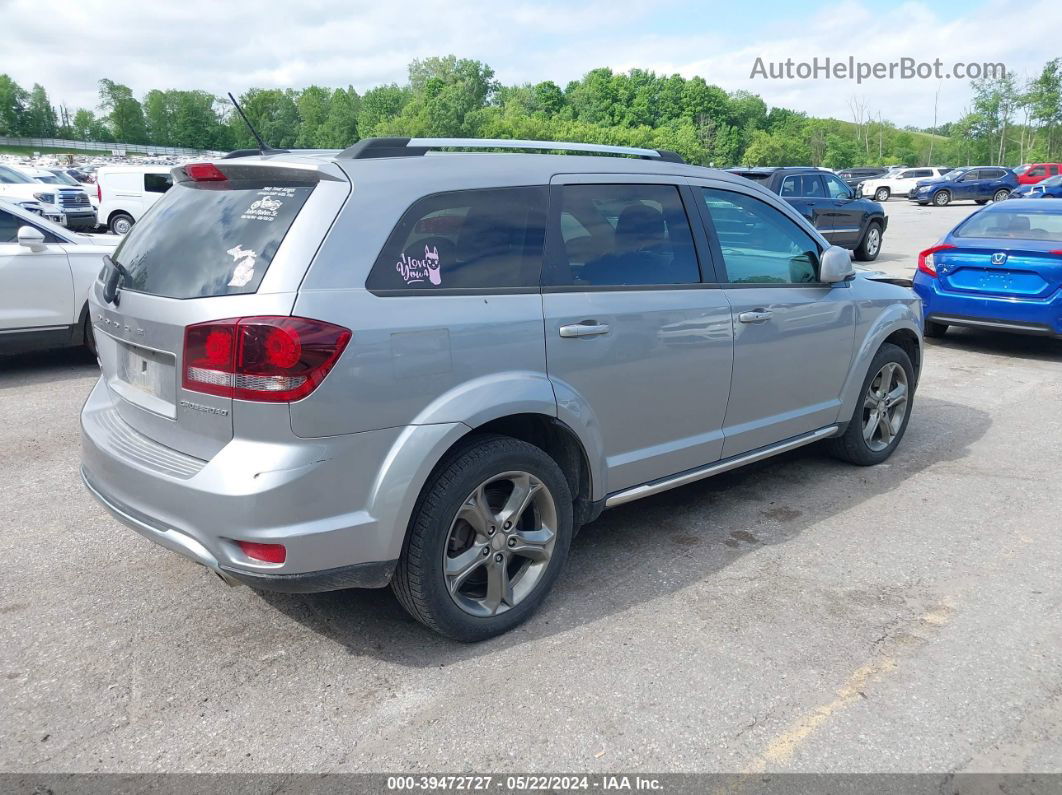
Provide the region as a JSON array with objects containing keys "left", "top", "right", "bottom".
[{"left": 1, "top": 55, "right": 1060, "bottom": 167}]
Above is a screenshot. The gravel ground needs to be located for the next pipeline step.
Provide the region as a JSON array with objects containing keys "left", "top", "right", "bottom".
[{"left": 2, "top": 199, "right": 1060, "bottom": 774}]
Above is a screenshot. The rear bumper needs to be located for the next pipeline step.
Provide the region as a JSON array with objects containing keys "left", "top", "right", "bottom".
[
  {"left": 79, "top": 377, "right": 415, "bottom": 591},
  {"left": 913, "top": 275, "right": 1062, "bottom": 337}
]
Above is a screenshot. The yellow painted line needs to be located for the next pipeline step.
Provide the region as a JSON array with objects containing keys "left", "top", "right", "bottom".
[{"left": 745, "top": 600, "right": 954, "bottom": 773}]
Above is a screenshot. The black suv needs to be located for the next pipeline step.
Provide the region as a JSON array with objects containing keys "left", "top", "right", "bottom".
[
  {"left": 727, "top": 167, "right": 888, "bottom": 261},
  {"left": 836, "top": 167, "right": 890, "bottom": 188}
]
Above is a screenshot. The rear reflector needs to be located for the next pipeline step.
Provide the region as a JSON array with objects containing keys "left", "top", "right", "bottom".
[
  {"left": 917, "top": 244, "right": 955, "bottom": 278},
  {"left": 185, "top": 162, "right": 227, "bottom": 182},
  {"left": 237, "top": 541, "right": 287, "bottom": 564},
  {"left": 183, "top": 316, "right": 351, "bottom": 402}
]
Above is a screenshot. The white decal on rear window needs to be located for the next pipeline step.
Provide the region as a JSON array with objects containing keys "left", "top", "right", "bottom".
[
  {"left": 227, "top": 244, "right": 257, "bottom": 287},
  {"left": 396, "top": 244, "right": 442, "bottom": 286}
]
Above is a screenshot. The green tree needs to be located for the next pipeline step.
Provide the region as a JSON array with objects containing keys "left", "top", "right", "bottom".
[
  {"left": 71, "top": 108, "right": 110, "bottom": 141},
  {"left": 0, "top": 74, "right": 29, "bottom": 136},
  {"left": 229, "top": 88, "right": 299, "bottom": 149},
  {"left": 295, "top": 85, "right": 332, "bottom": 148},
  {"left": 316, "top": 87, "right": 359, "bottom": 148},
  {"left": 24, "top": 84, "right": 58, "bottom": 137},
  {"left": 98, "top": 79, "right": 148, "bottom": 143},
  {"left": 358, "top": 84, "right": 410, "bottom": 137}
]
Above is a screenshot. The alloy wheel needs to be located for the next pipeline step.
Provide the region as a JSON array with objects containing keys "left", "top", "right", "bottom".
[
  {"left": 865, "top": 227, "right": 881, "bottom": 257},
  {"left": 862, "top": 362, "right": 909, "bottom": 453},
  {"left": 443, "top": 471, "right": 558, "bottom": 617}
]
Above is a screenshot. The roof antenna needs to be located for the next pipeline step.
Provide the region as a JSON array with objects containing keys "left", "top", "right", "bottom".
[{"left": 227, "top": 92, "right": 286, "bottom": 155}]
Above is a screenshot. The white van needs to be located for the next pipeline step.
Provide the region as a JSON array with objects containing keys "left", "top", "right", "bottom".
[{"left": 96, "top": 165, "right": 174, "bottom": 234}]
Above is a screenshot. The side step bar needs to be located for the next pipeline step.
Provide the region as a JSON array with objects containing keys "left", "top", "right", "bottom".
[{"left": 604, "top": 425, "right": 839, "bottom": 508}]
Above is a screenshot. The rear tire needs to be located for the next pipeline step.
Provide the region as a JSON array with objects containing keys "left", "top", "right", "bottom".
[
  {"left": 109, "top": 213, "right": 133, "bottom": 236},
  {"left": 924, "top": 319, "right": 948, "bottom": 338},
  {"left": 992, "top": 189, "right": 1011, "bottom": 203},
  {"left": 853, "top": 222, "right": 882, "bottom": 261},
  {"left": 392, "top": 435, "right": 573, "bottom": 642},
  {"left": 83, "top": 314, "right": 97, "bottom": 357},
  {"left": 933, "top": 190, "right": 951, "bottom": 207},
  {"left": 827, "top": 343, "right": 915, "bottom": 467}
]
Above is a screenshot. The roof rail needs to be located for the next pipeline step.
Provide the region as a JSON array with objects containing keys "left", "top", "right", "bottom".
[{"left": 337, "top": 137, "right": 685, "bottom": 163}]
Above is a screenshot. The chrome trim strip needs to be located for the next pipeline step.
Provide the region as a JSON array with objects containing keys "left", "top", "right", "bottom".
[
  {"left": 409, "top": 137, "right": 665, "bottom": 159},
  {"left": 604, "top": 425, "right": 839, "bottom": 508}
]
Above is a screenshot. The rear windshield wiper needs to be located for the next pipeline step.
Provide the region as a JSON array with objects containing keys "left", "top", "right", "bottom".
[{"left": 102, "top": 254, "right": 130, "bottom": 306}]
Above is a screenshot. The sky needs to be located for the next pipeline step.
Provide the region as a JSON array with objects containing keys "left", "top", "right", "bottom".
[{"left": 1, "top": 0, "right": 1058, "bottom": 128}]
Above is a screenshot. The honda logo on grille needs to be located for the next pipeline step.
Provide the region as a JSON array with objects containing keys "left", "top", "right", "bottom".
[{"left": 991, "top": 252, "right": 1008, "bottom": 265}]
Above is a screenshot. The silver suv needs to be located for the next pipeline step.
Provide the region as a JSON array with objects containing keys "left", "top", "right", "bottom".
[{"left": 80, "top": 138, "right": 923, "bottom": 641}]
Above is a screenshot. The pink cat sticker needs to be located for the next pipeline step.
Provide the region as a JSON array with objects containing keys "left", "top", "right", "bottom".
[{"left": 396, "top": 245, "right": 442, "bottom": 286}]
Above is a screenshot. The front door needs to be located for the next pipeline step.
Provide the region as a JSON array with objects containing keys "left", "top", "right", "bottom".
[
  {"left": 0, "top": 208, "right": 72, "bottom": 332},
  {"left": 693, "top": 184, "right": 856, "bottom": 457},
  {"left": 541, "top": 178, "right": 734, "bottom": 495}
]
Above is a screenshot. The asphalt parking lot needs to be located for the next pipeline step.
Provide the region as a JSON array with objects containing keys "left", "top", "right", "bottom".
[{"left": 2, "top": 199, "right": 1061, "bottom": 774}]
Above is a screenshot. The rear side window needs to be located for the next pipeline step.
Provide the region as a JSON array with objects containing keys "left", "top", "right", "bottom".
[
  {"left": 144, "top": 173, "right": 173, "bottom": 193},
  {"left": 113, "top": 179, "right": 315, "bottom": 299},
  {"left": 366, "top": 187, "right": 547, "bottom": 291}
]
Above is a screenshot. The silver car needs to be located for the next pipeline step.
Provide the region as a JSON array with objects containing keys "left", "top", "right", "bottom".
[{"left": 80, "top": 138, "right": 923, "bottom": 641}]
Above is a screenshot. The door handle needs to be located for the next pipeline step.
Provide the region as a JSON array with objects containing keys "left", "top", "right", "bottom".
[
  {"left": 738, "top": 310, "right": 772, "bottom": 324},
  {"left": 559, "top": 322, "right": 610, "bottom": 338}
]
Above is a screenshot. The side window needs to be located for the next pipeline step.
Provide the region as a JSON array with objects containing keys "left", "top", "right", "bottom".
[
  {"left": 780, "top": 175, "right": 801, "bottom": 197},
  {"left": 0, "top": 167, "right": 25, "bottom": 184},
  {"left": 802, "top": 175, "right": 825, "bottom": 197},
  {"left": 0, "top": 210, "right": 18, "bottom": 243},
  {"left": 1049, "top": 166, "right": 1059, "bottom": 176},
  {"left": 546, "top": 184, "right": 700, "bottom": 287},
  {"left": 824, "top": 175, "right": 851, "bottom": 199},
  {"left": 898, "top": 170, "right": 915, "bottom": 179},
  {"left": 366, "top": 187, "right": 547, "bottom": 291},
  {"left": 911, "top": 170, "right": 932, "bottom": 178},
  {"left": 984, "top": 169, "right": 1005, "bottom": 180},
  {"left": 961, "top": 170, "right": 980, "bottom": 181},
  {"left": 1028, "top": 166, "right": 1046, "bottom": 177},
  {"left": 144, "top": 173, "right": 173, "bottom": 193},
  {"left": 701, "top": 188, "right": 820, "bottom": 285}
]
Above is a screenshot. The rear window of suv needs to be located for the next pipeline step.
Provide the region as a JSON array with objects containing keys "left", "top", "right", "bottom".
[
  {"left": 112, "top": 178, "right": 314, "bottom": 299},
  {"left": 366, "top": 187, "right": 547, "bottom": 292}
]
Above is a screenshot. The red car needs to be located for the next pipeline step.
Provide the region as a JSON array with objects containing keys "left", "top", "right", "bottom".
[{"left": 1013, "top": 163, "right": 1062, "bottom": 185}]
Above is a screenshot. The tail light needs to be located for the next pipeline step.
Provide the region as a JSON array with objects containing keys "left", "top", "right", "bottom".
[
  {"left": 917, "top": 244, "right": 955, "bottom": 277},
  {"left": 183, "top": 316, "right": 351, "bottom": 402},
  {"left": 97, "top": 182, "right": 102, "bottom": 203}
]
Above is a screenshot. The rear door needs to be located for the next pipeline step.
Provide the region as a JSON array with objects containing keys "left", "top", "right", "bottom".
[
  {"left": 822, "top": 172, "right": 865, "bottom": 248},
  {"left": 693, "top": 183, "right": 855, "bottom": 457},
  {"left": 779, "top": 173, "right": 833, "bottom": 237},
  {"left": 541, "top": 176, "right": 734, "bottom": 494},
  {"left": 91, "top": 162, "right": 347, "bottom": 460}
]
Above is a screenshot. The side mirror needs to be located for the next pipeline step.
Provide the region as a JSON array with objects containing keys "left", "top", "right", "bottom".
[
  {"left": 850, "top": 186, "right": 860, "bottom": 199},
  {"left": 17, "top": 225, "right": 46, "bottom": 252},
  {"left": 820, "top": 245, "right": 855, "bottom": 284}
]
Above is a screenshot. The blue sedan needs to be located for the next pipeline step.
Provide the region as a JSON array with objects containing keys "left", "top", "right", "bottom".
[
  {"left": 912, "top": 199, "right": 1062, "bottom": 339},
  {"left": 1009, "top": 174, "right": 1062, "bottom": 199}
]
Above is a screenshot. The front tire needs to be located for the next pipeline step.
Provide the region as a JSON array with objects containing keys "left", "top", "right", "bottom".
[
  {"left": 924, "top": 319, "right": 948, "bottom": 338},
  {"left": 933, "top": 190, "right": 951, "bottom": 207},
  {"left": 392, "top": 435, "right": 573, "bottom": 642},
  {"left": 853, "top": 222, "right": 882, "bottom": 261},
  {"left": 827, "top": 343, "right": 915, "bottom": 466},
  {"left": 874, "top": 187, "right": 890, "bottom": 201}
]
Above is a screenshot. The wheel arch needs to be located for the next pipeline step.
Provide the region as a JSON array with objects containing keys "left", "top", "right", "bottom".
[{"left": 837, "top": 306, "right": 923, "bottom": 422}]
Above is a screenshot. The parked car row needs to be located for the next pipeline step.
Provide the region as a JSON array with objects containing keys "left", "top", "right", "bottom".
[{"left": 0, "top": 159, "right": 177, "bottom": 234}]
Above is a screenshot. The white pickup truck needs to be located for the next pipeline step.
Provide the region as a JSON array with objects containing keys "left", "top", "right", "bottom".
[
  {"left": 0, "top": 199, "right": 117, "bottom": 355},
  {"left": 0, "top": 163, "right": 98, "bottom": 231}
]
